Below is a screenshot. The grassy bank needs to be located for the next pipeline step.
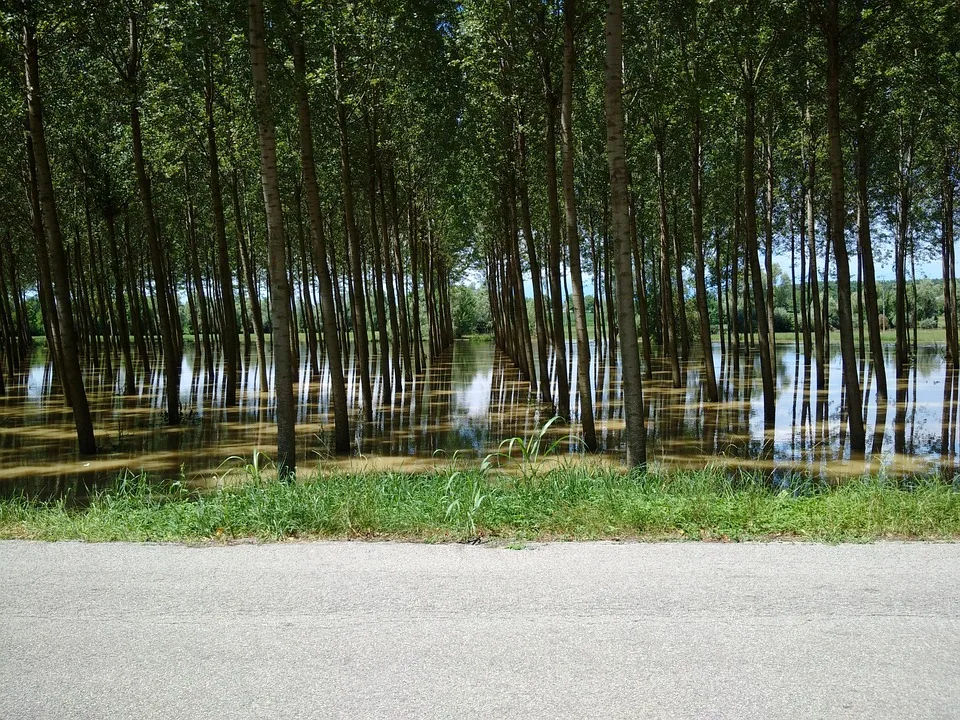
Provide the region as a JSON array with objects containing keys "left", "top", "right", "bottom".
[{"left": 1, "top": 466, "right": 958, "bottom": 543}]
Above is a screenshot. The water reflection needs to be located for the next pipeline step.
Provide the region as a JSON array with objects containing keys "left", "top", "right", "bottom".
[{"left": 1, "top": 339, "right": 957, "bottom": 496}]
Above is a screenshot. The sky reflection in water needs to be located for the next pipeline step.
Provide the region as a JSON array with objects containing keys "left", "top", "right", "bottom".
[{"left": 1, "top": 339, "right": 957, "bottom": 496}]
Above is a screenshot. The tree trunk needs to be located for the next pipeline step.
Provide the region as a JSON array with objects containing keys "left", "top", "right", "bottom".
[
  {"left": 561, "top": 0, "right": 597, "bottom": 450},
  {"left": 333, "top": 42, "right": 373, "bottom": 421},
  {"left": 24, "top": 24, "right": 96, "bottom": 454},
  {"left": 388, "top": 166, "right": 412, "bottom": 381},
  {"left": 825, "top": 0, "right": 865, "bottom": 453},
  {"left": 518, "top": 122, "right": 552, "bottom": 403},
  {"left": 127, "top": 14, "right": 180, "bottom": 425},
  {"left": 656, "top": 136, "right": 681, "bottom": 386},
  {"left": 539, "top": 43, "right": 571, "bottom": 419},
  {"left": 365, "top": 112, "right": 391, "bottom": 400},
  {"left": 105, "top": 209, "right": 136, "bottom": 395},
  {"left": 605, "top": 0, "right": 646, "bottom": 466},
  {"left": 764, "top": 121, "right": 777, "bottom": 365},
  {"left": 943, "top": 148, "right": 958, "bottom": 367},
  {"left": 690, "top": 79, "right": 718, "bottom": 402},
  {"left": 631, "top": 195, "right": 653, "bottom": 379},
  {"left": 204, "top": 51, "right": 239, "bottom": 406},
  {"left": 249, "top": 0, "right": 296, "bottom": 474},
  {"left": 806, "top": 107, "right": 825, "bottom": 390},
  {"left": 376, "top": 158, "right": 401, "bottom": 386}
]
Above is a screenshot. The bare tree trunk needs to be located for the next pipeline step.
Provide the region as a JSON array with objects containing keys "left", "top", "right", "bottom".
[
  {"left": 249, "top": 0, "right": 296, "bottom": 474},
  {"left": 127, "top": 13, "right": 180, "bottom": 425},
  {"left": 184, "top": 158, "right": 215, "bottom": 379},
  {"left": 631, "top": 195, "right": 653, "bottom": 379},
  {"left": 539, "top": 40, "right": 571, "bottom": 419},
  {"left": 204, "top": 51, "right": 239, "bottom": 406},
  {"left": 941, "top": 148, "right": 958, "bottom": 366},
  {"left": 689, "top": 64, "right": 718, "bottom": 401},
  {"left": 743, "top": 57, "right": 775, "bottom": 429},
  {"left": 806, "top": 107, "right": 825, "bottom": 391},
  {"left": 333, "top": 41, "right": 373, "bottom": 421},
  {"left": 561, "top": 0, "right": 597, "bottom": 450},
  {"left": 656, "top": 136, "right": 681, "bottom": 387},
  {"left": 104, "top": 209, "right": 136, "bottom": 395},
  {"left": 388, "top": 166, "right": 413, "bottom": 382},
  {"left": 24, "top": 24, "right": 96, "bottom": 454},
  {"left": 764, "top": 119, "right": 777, "bottom": 365},
  {"left": 235, "top": 184, "right": 269, "bottom": 392},
  {"left": 518, "top": 122, "right": 552, "bottom": 403},
  {"left": 605, "top": 0, "right": 646, "bottom": 465},
  {"left": 825, "top": 0, "right": 865, "bottom": 453},
  {"left": 365, "top": 112, "right": 391, "bottom": 400},
  {"left": 25, "top": 134, "right": 65, "bottom": 389},
  {"left": 376, "top": 158, "right": 401, "bottom": 385}
]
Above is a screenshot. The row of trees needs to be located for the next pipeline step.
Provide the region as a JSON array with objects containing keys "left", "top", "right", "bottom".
[
  {"left": 1, "top": 0, "right": 957, "bottom": 472},
  {"left": 2, "top": 0, "right": 468, "bottom": 474},
  {"left": 468, "top": 0, "right": 957, "bottom": 464}
]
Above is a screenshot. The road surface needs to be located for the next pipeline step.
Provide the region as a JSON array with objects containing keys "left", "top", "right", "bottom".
[{"left": 1, "top": 540, "right": 958, "bottom": 719}]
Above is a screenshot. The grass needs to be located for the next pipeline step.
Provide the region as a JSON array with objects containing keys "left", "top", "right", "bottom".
[
  {"left": 772, "top": 328, "right": 947, "bottom": 346},
  {"left": 1, "top": 465, "right": 958, "bottom": 543}
]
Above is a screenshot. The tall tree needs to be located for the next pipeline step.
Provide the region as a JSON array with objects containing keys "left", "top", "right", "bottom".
[
  {"left": 605, "top": 0, "right": 646, "bottom": 466},
  {"left": 561, "top": 0, "right": 597, "bottom": 451},
  {"left": 23, "top": 21, "right": 96, "bottom": 455},
  {"left": 249, "top": 0, "right": 296, "bottom": 475}
]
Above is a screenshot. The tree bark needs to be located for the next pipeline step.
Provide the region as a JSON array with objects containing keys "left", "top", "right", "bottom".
[
  {"left": 127, "top": 13, "right": 180, "bottom": 425},
  {"left": 743, "top": 58, "right": 775, "bottom": 428},
  {"left": 690, "top": 67, "right": 718, "bottom": 402},
  {"left": 539, "top": 41, "right": 571, "bottom": 419},
  {"left": 825, "top": 0, "right": 865, "bottom": 453},
  {"left": 204, "top": 51, "right": 239, "bottom": 405},
  {"left": 24, "top": 24, "right": 96, "bottom": 454},
  {"left": 249, "top": 0, "right": 296, "bottom": 474},
  {"left": 561, "top": 0, "right": 597, "bottom": 450},
  {"left": 333, "top": 41, "right": 373, "bottom": 421},
  {"left": 605, "top": 0, "right": 646, "bottom": 466}
]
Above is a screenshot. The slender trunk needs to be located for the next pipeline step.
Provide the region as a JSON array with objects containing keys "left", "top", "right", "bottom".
[
  {"left": 184, "top": 158, "right": 215, "bottom": 378},
  {"left": 234, "top": 178, "right": 269, "bottom": 391},
  {"left": 365, "top": 112, "right": 391, "bottom": 400},
  {"left": 656, "top": 136, "right": 681, "bottom": 386},
  {"left": 518, "top": 122, "right": 552, "bottom": 403},
  {"left": 764, "top": 121, "right": 777, "bottom": 365},
  {"left": 743, "top": 60, "right": 775, "bottom": 427},
  {"left": 790, "top": 203, "right": 800, "bottom": 352},
  {"left": 825, "top": 0, "right": 865, "bottom": 452},
  {"left": 204, "top": 51, "right": 239, "bottom": 405},
  {"left": 540, "top": 45, "right": 571, "bottom": 418},
  {"left": 377, "top": 158, "right": 401, "bottom": 385},
  {"left": 690, "top": 82, "right": 718, "bottom": 401},
  {"left": 128, "top": 18, "right": 180, "bottom": 424},
  {"left": 561, "top": 0, "right": 597, "bottom": 450},
  {"left": 671, "top": 200, "right": 689, "bottom": 361},
  {"left": 807, "top": 116, "right": 826, "bottom": 390},
  {"left": 105, "top": 209, "right": 136, "bottom": 394},
  {"left": 943, "top": 148, "right": 958, "bottom": 367},
  {"left": 333, "top": 42, "right": 373, "bottom": 421},
  {"left": 388, "top": 167, "right": 412, "bottom": 381},
  {"left": 250, "top": 0, "right": 296, "bottom": 474},
  {"left": 24, "top": 24, "right": 96, "bottom": 454},
  {"left": 631, "top": 195, "right": 653, "bottom": 379},
  {"left": 605, "top": 0, "right": 645, "bottom": 465}
]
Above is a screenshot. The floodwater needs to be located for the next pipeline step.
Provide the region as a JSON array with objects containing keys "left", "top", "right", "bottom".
[{"left": 2, "top": 338, "right": 959, "bottom": 497}]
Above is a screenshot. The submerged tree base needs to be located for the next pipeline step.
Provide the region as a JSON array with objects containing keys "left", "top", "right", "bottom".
[{"left": 2, "top": 467, "right": 958, "bottom": 543}]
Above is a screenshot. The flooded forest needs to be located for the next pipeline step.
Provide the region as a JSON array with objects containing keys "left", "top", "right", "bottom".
[{"left": 1, "top": 0, "right": 959, "bottom": 494}]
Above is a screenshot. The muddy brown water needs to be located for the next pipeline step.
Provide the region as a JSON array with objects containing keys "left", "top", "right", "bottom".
[{"left": 1, "top": 339, "right": 958, "bottom": 497}]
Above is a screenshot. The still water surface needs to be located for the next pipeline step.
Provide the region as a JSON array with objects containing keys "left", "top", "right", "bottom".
[{"left": 2, "top": 339, "right": 958, "bottom": 496}]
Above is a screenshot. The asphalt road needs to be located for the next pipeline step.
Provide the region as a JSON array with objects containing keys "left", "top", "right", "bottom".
[{"left": 1, "top": 541, "right": 958, "bottom": 720}]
